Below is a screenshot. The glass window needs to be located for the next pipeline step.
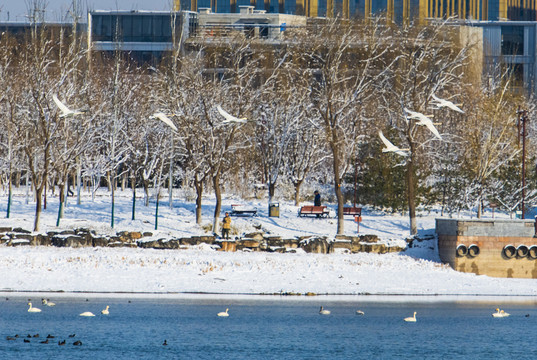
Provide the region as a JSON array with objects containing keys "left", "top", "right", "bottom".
[
  {"left": 132, "top": 16, "right": 143, "bottom": 41},
  {"left": 161, "top": 16, "right": 172, "bottom": 41},
  {"left": 501, "top": 26, "right": 524, "bottom": 56},
  {"left": 142, "top": 16, "right": 152, "bottom": 41},
  {"left": 122, "top": 15, "right": 132, "bottom": 42},
  {"left": 153, "top": 16, "right": 163, "bottom": 41},
  {"left": 93, "top": 15, "right": 112, "bottom": 41}
]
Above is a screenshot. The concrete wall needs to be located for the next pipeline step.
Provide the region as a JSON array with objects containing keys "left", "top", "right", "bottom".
[{"left": 436, "top": 218, "right": 537, "bottom": 279}]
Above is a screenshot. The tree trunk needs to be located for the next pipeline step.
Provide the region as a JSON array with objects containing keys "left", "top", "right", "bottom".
[
  {"left": 194, "top": 175, "right": 203, "bottom": 225},
  {"left": 14, "top": 171, "right": 21, "bottom": 189},
  {"left": 268, "top": 181, "right": 275, "bottom": 200},
  {"left": 331, "top": 144, "right": 345, "bottom": 235},
  {"left": 477, "top": 186, "right": 483, "bottom": 219},
  {"left": 293, "top": 179, "right": 303, "bottom": 206},
  {"left": 6, "top": 170, "right": 12, "bottom": 218},
  {"left": 131, "top": 171, "right": 136, "bottom": 221},
  {"left": 59, "top": 182, "right": 65, "bottom": 219},
  {"left": 111, "top": 171, "right": 115, "bottom": 229},
  {"left": 406, "top": 156, "right": 417, "bottom": 236},
  {"left": 143, "top": 179, "right": 150, "bottom": 207},
  {"left": 213, "top": 172, "right": 222, "bottom": 235},
  {"left": 33, "top": 185, "right": 45, "bottom": 232},
  {"left": 77, "top": 159, "right": 81, "bottom": 205},
  {"left": 106, "top": 171, "right": 112, "bottom": 192}
]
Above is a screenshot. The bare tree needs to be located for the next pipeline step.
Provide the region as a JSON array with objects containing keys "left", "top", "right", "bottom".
[
  {"left": 378, "top": 20, "right": 469, "bottom": 235},
  {"left": 298, "top": 18, "right": 393, "bottom": 234}
]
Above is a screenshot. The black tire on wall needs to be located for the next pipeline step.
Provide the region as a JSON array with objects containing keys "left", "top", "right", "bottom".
[
  {"left": 517, "top": 245, "right": 529, "bottom": 258},
  {"left": 503, "top": 245, "right": 516, "bottom": 259},
  {"left": 456, "top": 244, "right": 468, "bottom": 257},
  {"left": 528, "top": 246, "right": 537, "bottom": 259},
  {"left": 468, "top": 244, "right": 480, "bottom": 257}
]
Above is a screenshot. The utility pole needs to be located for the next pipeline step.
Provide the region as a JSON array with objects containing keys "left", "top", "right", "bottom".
[{"left": 517, "top": 109, "right": 528, "bottom": 219}]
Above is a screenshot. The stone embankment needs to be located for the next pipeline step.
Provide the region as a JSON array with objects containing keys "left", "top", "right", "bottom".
[{"left": 0, "top": 227, "right": 405, "bottom": 254}]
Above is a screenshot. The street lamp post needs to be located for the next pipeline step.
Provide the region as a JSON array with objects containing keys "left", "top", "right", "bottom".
[{"left": 517, "top": 109, "right": 528, "bottom": 219}]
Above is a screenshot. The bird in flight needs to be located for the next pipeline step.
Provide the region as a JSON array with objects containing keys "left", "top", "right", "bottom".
[
  {"left": 217, "top": 106, "right": 247, "bottom": 124},
  {"left": 378, "top": 131, "right": 409, "bottom": 157},
  {"left": 53, "top": 95, "right": 87, "bottom": 118},
  {"left": 149, "top": 112, "right": 178, "bottom": 132},
  {"left": 431, "top": 94, "right": 464, "bottom": 113},
  {"left": 404, "top": 108, "right": 442, "bottom": 140}
]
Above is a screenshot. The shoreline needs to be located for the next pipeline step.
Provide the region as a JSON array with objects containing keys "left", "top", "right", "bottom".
[{"left": 2, "top": 291, "right": 537, "bottom": 304}]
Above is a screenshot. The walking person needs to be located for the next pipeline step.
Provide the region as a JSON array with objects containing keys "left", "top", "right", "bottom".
[
  {"left": 314, "top": 190, "right": 322, "bottom": 217},
  {"left": 314, "top": 190, "right": 321, "bottom": 206},
  {"left": 222, "top": 212, "right": 231, "bottom": 240}
]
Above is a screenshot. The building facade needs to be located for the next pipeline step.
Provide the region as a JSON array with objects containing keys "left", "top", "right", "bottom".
[
  {"left": 182, "top": 0, "right": 537, "bottom": 22},
  {"left": 472, "top": 20, "right": 537, "bottom": 94},
  {"left": 87, "top": 10, "right": 198, "bottom": 64}
]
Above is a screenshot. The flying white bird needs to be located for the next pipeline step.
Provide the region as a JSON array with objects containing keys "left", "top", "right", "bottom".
[
  {"left": 52, "top": 95, "right": 86, "bottom": 118},
  {"left": 431, "top": 94, "right": 464, "bottom": 113},
  {"left": 217, "top": 106, "right": 247, "bottom": 124},
  {"left": 149, "top": 112, "right": 178, "bottom": 132},
  {"left": 404, "top": 108, "right": 442, "bottom": 140},
  {"left": 378, "top": 131, "right": 409, "bottom": 157}
]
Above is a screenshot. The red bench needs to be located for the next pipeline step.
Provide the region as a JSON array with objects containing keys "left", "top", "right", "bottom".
[
  {"left": 298, "top": 205, "right": 330, "bottom": 218},
  {"left": 342, "top": 207, "right": 362, "bottom": 216}
]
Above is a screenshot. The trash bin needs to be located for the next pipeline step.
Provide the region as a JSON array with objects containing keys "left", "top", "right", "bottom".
[{"left": 269, "top": 203, "right": 280, "bottom": 218}]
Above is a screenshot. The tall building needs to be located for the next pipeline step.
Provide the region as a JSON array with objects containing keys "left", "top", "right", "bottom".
[{"left": 182, "top": 0, "right": 537, "bottom": 22}]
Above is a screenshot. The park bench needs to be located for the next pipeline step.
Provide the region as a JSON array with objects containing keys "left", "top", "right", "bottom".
[
  {"left": 342, "top": 207, "right": 362, "bottom": 217},
  {"left": 230, "top": 204, "right": 257, "bottom": 216},
  {"left": 298, "top": 205, "right": 330, "bottom": 218}
]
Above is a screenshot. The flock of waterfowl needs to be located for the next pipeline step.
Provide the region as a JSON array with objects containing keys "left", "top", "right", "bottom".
[
  {"left": 215, "top": 306, "right": 517, "bottom": 322},
  {"left": 2, "top": 298, "right": 112, "bottom": 346},
  {"left": 26, "top": 298, "right": 110, "bottom": 317},
  {"left": 5, "top": 298, "right": 518, "bottom": 349},
  {"left": 316, "top": 307, "right": 516, "bottom": 322},
  {"left": 6, "top": 332, "right": 81, "bottom": 346}
]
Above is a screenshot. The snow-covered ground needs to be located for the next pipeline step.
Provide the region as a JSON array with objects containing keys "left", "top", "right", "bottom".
[{"left": 1, "top": 188, "right": 536, "bottom": 297}]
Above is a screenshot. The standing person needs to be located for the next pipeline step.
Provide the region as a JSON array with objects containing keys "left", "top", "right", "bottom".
[
  {"left": 222, "top": 212, "right": 231, "bottom": 240},
  {"left": 314, "top": 190, "right": 321, "bottom": 206}
]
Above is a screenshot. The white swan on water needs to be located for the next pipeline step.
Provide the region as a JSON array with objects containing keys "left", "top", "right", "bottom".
[
  {"left": 101, "top": 306, "right": 110, "bottom": 315},
  {"left": 42, "top": 299, "right": 55, "bottom": 307},
  {"left": 217, "top": 308, "right": 229, "bottom": 317},
  {"left": 404, "top": 312, "right": 417, "bottom": 322},
  {"left": 319, "top": 306, "right": 331, "bottom": 315},
  {"left": 27, "top": 302, "right": 41, "bottom": 313},
  {"left": 79, "top": 311, "right": 95, "bottom": 317},
  {"left": 492, "top": 308, "right": 510, "bottom": 318},
  {"left": 356, "top": 310, "right": 365, "bottom": 316}
]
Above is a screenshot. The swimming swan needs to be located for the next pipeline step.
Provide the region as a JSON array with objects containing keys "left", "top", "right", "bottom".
[
  {"left": 79, "top": 311, "right": 95, "bottom": 317},
  {"left": 28, "top": 302, "right": 42, "bottom": 313},
  {"left": 101, "top": 306, "right": 110, "bottom": 315},
  {"left": 492, "top": 308, "right": 510, "bottom": 318},
  {"left": 42, "top": 299, "right": 56, "bottom": 306},
  {"left": 404, "top": 312, "right": 417, "bottom": 322},
  {"left": 319, "top": 306, "right": 331, "bottom": 315},
  {"left": 217, "top": 308, "right": 229, "bottom": 317},
  {"left": 356, "top": 310, "right": 365, "bottom": 316}
]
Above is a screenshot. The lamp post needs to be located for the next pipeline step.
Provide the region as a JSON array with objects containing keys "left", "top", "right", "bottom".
[{"left": 517, "top": 109, "right": 528, "bottom": 219}]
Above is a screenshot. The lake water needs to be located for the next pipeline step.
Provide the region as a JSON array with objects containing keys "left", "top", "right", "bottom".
[{"left": 1, "top": 295, "right": 536, "bottom": 359}]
